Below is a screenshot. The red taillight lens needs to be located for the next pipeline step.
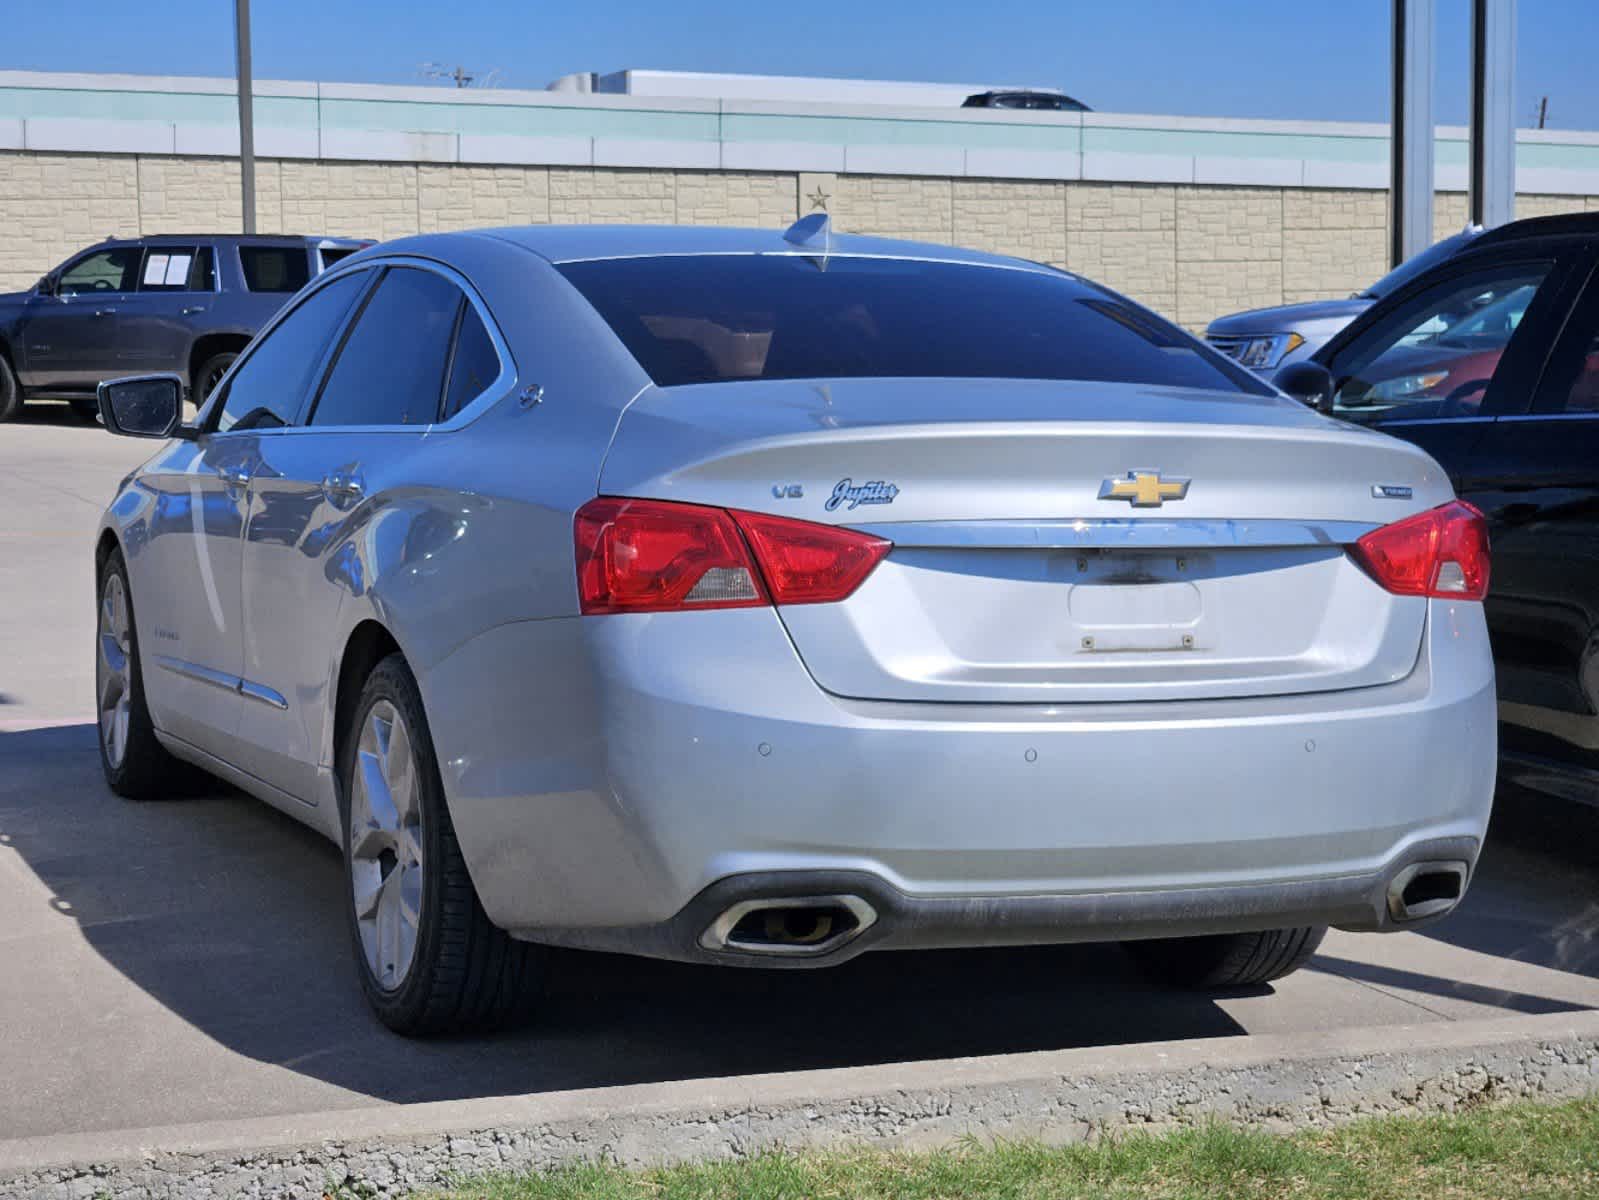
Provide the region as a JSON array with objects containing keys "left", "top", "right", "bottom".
[
  {"left": 574, "top": 498, "right": 767, "bottom": 614},
  {"left": 1351, "top": 500, "right": 1490, "bottom": 600},
  {"left": 574, "top": 498, "right": 890, "bottom": 614},
  {"left": 730, "top": 510, "right": 891, "bottom": 605}
]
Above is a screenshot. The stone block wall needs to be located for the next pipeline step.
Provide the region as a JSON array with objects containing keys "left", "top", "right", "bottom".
[{"left": 2, "top": 149, "right": 1596, "bottom": 331}]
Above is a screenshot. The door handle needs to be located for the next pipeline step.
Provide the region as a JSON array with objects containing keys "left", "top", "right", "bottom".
[
  {"left": 218, "top": 464, "right": 253, "bottom": 489},
  {"left": 181, "top": 305, "right": 207, "bottom": 315},
  {"left": 93, "top": 308, "right": 117, "bottom": 317},
  {"left": 321, "top": 472, "right": 366, "bottom": 502}
]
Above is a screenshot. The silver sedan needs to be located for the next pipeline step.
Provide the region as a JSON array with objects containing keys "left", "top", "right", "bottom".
[{"left": 93, "top": 220, "right": 1497, "bottom": 1035}]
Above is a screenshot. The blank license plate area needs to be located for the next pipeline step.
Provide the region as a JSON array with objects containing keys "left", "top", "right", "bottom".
[{"left": 1068, "top": 554, "right": 1202, "bottom": 652}]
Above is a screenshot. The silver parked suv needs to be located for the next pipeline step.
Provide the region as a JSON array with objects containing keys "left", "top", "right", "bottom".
[{"left": 92, "top": 221, "right": 1496, "bottom": 1034}]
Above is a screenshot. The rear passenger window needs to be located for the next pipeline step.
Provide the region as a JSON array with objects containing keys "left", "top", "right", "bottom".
[
  {"left": 138, "top": 246, "right": 214, "bottom": 292},
  {"left": 310, "top": 267, "right": 461, "bottom": 427},
  {"left": 239, "top": 245, "right": 312, "bottom": 293},
  {"left": 442, "top": 305, "right": 500, "bottom": 419},
  {"left": 215, "top": 271, "right": 368, "bottom": 433}
]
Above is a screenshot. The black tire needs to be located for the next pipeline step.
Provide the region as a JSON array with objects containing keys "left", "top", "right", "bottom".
[
  {"left": 69, "top": 397, "right": 99, "bottom": 423},
  {"left": 1123, "top": 926, "right": 1326, "bottom": 989},
  {"left": 96, "top": 549, "right": 182, "bottom": 799},
  {"left": 340, "top": 653, "right": 545, "bottom": 1035},
  {"left": 192, "top": 352, "right": 237, "bottom": 405},
  {"left": 0, "top": 352, "right": 21, "bottom": 423}
]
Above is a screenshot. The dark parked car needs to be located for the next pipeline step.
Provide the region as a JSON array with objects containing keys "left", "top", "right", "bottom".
[
  {"left": 1273, "top": 212, "right": 1599, "bottom": 808},
  {"left": 962, "top": 90, "right": 1090, "bottom": 112},
  {"left": 0, "top": 233, "right": 371, "bottom": 422}
]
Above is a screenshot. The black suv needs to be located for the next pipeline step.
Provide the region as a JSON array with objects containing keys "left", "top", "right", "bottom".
[
  {"left": 0, "top": 233, "right": 371, "bottom": 421},
  {"left": 1274, "top": 212, "right": 1599, "bottom": 811}
]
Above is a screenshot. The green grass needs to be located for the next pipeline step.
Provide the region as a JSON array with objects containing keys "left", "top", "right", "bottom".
[{"left": 413, "top": 1096, "right": 1599, "bottom": 1200}]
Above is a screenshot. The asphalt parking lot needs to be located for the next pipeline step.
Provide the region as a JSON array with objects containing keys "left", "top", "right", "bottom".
[{"left": 2, "top": 405, "right": 1597, "bottom": 1144}]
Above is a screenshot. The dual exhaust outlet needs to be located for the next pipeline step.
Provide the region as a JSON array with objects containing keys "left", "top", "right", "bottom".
[
  {"left": 700, "top": 894, "right": 877, "bottom": 957},
  {"left": 697, "top": 860, "right": 1467, "bottom": 958},
  {"left": 1386, "top": 861, "right": 1468, "bottom": 923}
]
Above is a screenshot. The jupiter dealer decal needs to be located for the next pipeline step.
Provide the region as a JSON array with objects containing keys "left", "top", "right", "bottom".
[{"left": 826, "top": 478, "right": 900, "bottom": 512}]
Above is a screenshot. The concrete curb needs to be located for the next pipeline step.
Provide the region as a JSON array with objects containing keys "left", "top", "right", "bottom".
[{"left": 4, "top": 1010, "right": 1597, "bottom": 1198}]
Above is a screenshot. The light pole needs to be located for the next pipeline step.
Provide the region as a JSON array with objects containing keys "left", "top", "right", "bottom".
[
  {"left": 1390, "top": 0, "right": 1435, "bottom": 268},
  {"left": 234, "top": 0, "right": 257, "bottom": 234},
  {"left": 1470, "top": 0, "right": 1517, "bottom": 229}
]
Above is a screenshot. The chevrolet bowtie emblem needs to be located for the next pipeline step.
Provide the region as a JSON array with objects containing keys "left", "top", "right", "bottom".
[{"left": 1099, "top": 470, "right": 1191, "bottom": 508}]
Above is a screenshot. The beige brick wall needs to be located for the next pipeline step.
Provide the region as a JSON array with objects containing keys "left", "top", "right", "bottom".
[
  {"left": 952, "top": 179, "right": 1066, "bottom": 267},
  {"left": 417, "top": 165, "right": 549, "bottom": 231},
  {"left": 1282, "top": 189, "right": 1387, "bottom": 304},
  {"left": 1064, "top": 183, "right": 1178, "bottom": 314},
  {"left": 0, "top": 153, "right": 140, "bottom": 294},
  {"left": 3, "top": 149, "right": 1597, "bottom": 333}
]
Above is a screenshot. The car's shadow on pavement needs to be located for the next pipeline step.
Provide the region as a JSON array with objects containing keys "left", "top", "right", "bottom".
[
  {"left": 0, "top": 723, "right": 1256, "bottom": 1110},
  {"left": 10, "top": 402, "right": 96, "bottom": 428},
  {"left": 1416, "top": 786, "right": 1599, "bottom": 981}
]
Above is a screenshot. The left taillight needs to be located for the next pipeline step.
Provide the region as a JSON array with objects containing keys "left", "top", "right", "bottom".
[
  {"left": 574, "top": 497, "right": 890, "bottom": 615},
  {"left": 1350, "top": 500, "right": 1490, "bottom": 601}
]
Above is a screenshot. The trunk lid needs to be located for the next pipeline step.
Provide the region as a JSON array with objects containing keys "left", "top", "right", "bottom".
[{"left": 598, "top": 378, "right": 1453, "bottom": 703}]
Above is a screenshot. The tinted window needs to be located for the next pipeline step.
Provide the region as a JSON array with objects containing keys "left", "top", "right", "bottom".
[
  {"left": 558, "top": 255, "right": 1266, "bottom": 394},
  {"left": 138, "top": 246, "right": 214, "bottom": 292},
  {"left": 58, "top": 248, "right": 140, "bottom": 294},
  {"left": 216, "top": 271, "right": 367, "bottom": 433},
  {"left": 310, "top": 267, "right": 460, "bottom": 427},
  {"left": 442, "top": 304, "right": 500, "bottom": 419},
  {"left": 318, "top": 246, "right": 363, "bottom": 269},
  {"left": 239, "top": 245, "right": 312, "bottom": 293},
  {"left": 1328, "top": 263, "right": 1552, "bottom": 420}
]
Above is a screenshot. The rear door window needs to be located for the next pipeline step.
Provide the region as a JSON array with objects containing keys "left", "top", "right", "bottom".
[
  {"left": 308, "top": 267, "right": 462, "bottom": 427},
  {"left": 137, "top": 246, "right": 215, "bottom": 292},
  {"left": 214, "top": 271, "right": 369, "bottom": 433},
  {"left": 239, "top": 245, "right": 312, "bottom": 293},
  {"left": 556, "top": 255, "right": 1269, "bottom": 394}
]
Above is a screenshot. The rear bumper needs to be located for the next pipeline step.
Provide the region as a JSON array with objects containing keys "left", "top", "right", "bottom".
[
  {"left": 429, "top": 598, "right": 1496, "bottom": 959},
  {"left": 523, "top": 835, "right": 1480, "bottom": 967}
]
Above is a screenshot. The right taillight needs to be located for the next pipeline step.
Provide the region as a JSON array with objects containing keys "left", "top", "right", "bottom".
[
  {"left": 573, "top": 497, "right": 890, "bottom": 615},
  {"left": 1351, "top": 500, "right": 1490, "bottom": 600}
]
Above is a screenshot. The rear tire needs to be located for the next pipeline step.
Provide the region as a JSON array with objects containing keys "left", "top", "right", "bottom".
[
  {"left": 193, "top": 352, "right": 237, "bottom": 405},
  {"left": 0, "top": 353, "right": 21, "bottom": 423},
  {"left": 340, "top": 653, "right": 545, "bottom": 1035},
  {"left": 1123, "top": 926, "right": 1326, "bottom": 989},
  {"left": 96, "top": 550, "right": 182, "bottom": 800}
]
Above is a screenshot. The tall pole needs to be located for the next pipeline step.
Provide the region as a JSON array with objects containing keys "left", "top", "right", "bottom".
[
  {"left": 1390, "top": 0, "right": 1435, "bottom": 267},
  {"left": 1470, "top": 0, "right": 1517, "bottom": 229},
  {"left": 234, "top": 0, "right": 257, "bottom": 234}
]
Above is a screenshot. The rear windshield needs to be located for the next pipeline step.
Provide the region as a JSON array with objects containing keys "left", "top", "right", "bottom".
[{"left": 557, "top": 255, "right": 1270, "bottom": 394}]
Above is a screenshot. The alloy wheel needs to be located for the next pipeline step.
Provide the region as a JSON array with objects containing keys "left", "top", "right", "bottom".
[
  {"left": 349, "top": 699, "right": 425, "bottom": 990},
  {"left": 96, "top": 572, "right": 133, "bottom": 769}
]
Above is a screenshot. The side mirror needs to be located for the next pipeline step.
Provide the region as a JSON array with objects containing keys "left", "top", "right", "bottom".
[
  {"left": 97, "top": 374, "right": 187, "bottom": 439},
  {"left": 35, "top": 274, "right": 56, "bottom": 297},
  {"left": 1273, "top": 361, "right": 1336, "bottom": 414}
]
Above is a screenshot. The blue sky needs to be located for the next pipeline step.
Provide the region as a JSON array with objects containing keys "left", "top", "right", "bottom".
[{"left": 7, "top": 0, "right": 1594, "bottom": 127}]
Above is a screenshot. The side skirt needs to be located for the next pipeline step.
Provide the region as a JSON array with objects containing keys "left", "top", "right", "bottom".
[{"left": 153, "top": 728, "right": 344, "bottom": 846}]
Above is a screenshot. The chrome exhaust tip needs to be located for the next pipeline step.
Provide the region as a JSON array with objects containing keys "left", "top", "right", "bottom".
[
  {"left": 1386, "top": 861, "right": 1468, "bottom": 922},
  {"left": 700, "top": 894, "right": 877, "bottom": 957}
]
